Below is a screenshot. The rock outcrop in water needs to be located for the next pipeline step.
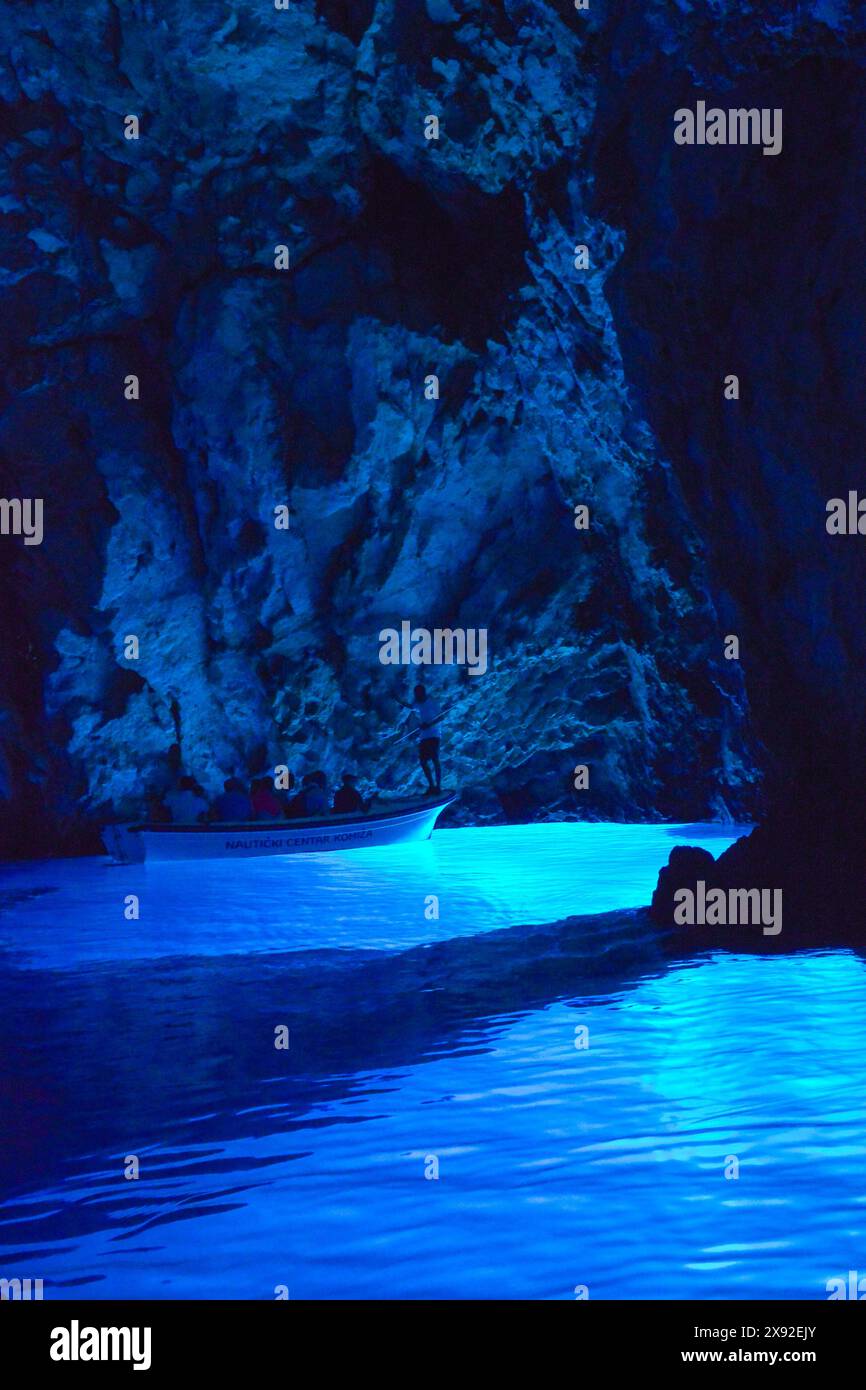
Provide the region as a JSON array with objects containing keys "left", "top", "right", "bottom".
[{"left": 0, "top": 0, "right": 762, "bottom": 855}]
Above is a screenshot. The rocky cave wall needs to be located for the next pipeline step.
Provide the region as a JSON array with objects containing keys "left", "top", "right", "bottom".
[
  {"left": 594, "top": 0, "right": 866, "bottom": 924},
  {"left": 0, "top": 0, "right": 795, "bottom": 855},
  {"left": 596, "top": 0, "right": 866, "bottom": 814}
]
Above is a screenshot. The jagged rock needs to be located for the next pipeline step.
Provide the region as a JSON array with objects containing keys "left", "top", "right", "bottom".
[
  {"left": 649, "top": 844, "right": 718, "bottom": 924},
  {"left": 20, "top": 2, "right": 864, "bottom": 854}
]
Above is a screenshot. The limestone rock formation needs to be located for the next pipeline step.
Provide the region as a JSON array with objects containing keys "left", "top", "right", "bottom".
[{"left": 16, "top": 2, "right": 855, "bottom": 853}]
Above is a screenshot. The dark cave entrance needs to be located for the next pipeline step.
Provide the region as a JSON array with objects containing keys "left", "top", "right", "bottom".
[{"left": 592, "top": 54, "right": 866, "bottom": 813}]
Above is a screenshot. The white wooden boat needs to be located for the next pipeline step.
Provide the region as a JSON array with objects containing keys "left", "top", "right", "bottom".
[{"left": 103, "top": 793, "right": 457, "bottom": 864}]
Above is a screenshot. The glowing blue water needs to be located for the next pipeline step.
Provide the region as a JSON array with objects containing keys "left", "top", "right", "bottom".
[
  {"left": 0, "top": 821, "right": 741, "bottom": 967},
  {"left": 2, "top": 822, "right": 865, "bottom": 1300}
]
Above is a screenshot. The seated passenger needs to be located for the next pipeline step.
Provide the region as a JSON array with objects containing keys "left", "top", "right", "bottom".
[
  {"left": 250, "top": 776, "right": 284, "bottom": 820},
  {"left": 164, "top": 775, "right": 209, "bottom": 824},
  {"left": 285, "top": 775, "right": 309, "bottom": 819},
  {"left": 211, "top": 777, "right": 252, "bottom": 821},
  {"left": 333, "top": 772, "right": 365, "bottom": 815},
  {"left": 286, "top": 772, "right": 327, "bottom": 819},
  {"left": 304, "top": 770, "right": 328, "bottom": 816}
]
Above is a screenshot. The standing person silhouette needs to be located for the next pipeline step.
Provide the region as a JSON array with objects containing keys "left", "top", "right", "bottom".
[{"left": 402, "top": 684, "right": 441, "bottom": 794}]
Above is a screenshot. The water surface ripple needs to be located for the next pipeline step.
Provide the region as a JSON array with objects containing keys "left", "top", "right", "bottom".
[{"left": 1, "top": 822, "right": 863, "bottom": 1300}]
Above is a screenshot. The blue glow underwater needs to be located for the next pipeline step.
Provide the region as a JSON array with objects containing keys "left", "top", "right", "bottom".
[{"left": 2, "top": 822, "right": 865, "bottom": 1300}]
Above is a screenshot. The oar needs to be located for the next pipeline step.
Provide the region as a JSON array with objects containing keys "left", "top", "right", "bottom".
[{"left": 389, "top": 700, "right": 461, "bottom": 749}]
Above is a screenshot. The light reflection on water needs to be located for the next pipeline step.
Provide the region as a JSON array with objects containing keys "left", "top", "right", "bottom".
[
  {"left": 1, "top": 821, "right": 864, "bottom": 1300},
  {"left": 0, "top": 821, "right": 743, "bottom": 966}
]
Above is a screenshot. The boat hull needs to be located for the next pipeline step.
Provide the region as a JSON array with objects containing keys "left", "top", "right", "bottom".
[{"left": 103, "top": 795, "right": 455, "bottom": 864}]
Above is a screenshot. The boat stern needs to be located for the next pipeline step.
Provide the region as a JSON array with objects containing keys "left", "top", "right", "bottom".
[{"left": 102, "top": 824, "right": 145, "bottom": 864}]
